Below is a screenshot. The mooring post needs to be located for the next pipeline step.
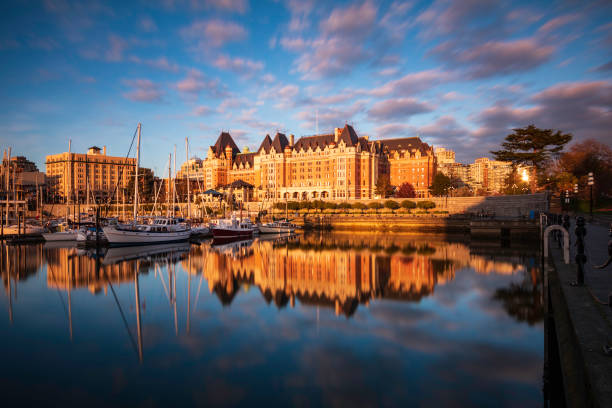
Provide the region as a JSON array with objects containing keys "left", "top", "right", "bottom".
[{"left": 574, "top": 216, "right": 587, "bottom": 286}]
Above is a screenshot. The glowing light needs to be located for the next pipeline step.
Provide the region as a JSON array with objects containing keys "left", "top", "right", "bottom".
[{"left": 521, "top": 169, "right": 529, "bottom": 183}]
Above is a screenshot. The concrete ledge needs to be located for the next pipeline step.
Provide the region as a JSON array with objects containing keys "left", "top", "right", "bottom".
[{"left": 549, "top": 246, "right": 612, "bottom": 408}]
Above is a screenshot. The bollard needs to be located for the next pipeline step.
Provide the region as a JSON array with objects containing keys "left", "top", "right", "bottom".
[{"left": 573, "top": 216, "right": 587, "bottom": 286}]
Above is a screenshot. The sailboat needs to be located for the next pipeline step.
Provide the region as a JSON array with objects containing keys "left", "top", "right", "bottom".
[{"left": 102, "top": 124, "right": 191, "bottom": 246}]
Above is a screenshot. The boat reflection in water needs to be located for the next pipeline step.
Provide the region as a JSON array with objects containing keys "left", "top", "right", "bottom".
[{"left": 0, "top": 233, "right": 545, "bottom": 406}]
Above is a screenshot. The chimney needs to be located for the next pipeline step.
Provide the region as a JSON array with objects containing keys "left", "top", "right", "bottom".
[
  {"left": 334, "top": 127, "right": 341, "bottom": 143},
  {"left": 103, "top": 146, "right": 107, "bottom": 155},
  {"left": 289, "top": 134, "right": 294, "bottom": 147}
]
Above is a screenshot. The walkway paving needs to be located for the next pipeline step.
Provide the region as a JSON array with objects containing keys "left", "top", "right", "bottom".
[{"left": 549, "top": 218, "right": 612, "bottom": 408}]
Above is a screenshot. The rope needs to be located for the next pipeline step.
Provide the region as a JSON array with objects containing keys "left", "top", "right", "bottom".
[
  {"left": 104, "top": 125, "right": 139, "bottom": 213},
  {"left": 105, "top": 274, "right": 139, "bottom": 356}
]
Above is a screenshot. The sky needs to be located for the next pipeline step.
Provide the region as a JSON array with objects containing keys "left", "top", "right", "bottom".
[{"left": 0, "top": 0, "right": 610, "bottom": 176}]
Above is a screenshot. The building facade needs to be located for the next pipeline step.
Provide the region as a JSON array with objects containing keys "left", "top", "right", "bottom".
[
  {"left": 46, "top": 146, "right": 136, "bottom": 202},
  {"left": 179, "top": 124, "right": 437, "bottom": 201},
  {"left": 383, "top": 138, "right": 436, "bottom": 198}
]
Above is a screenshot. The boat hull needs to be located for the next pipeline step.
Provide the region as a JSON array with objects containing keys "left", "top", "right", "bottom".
[
  {"left": 103, "top": 226, "right": 191, "bottom": 246},
  {"left": 42, "top": 231, "right": 77, "bottom": 241},
  {"left": 258, "top": 226, "right": 295, "bottom": 234},
  {"left": 212, "top": 228, "right": 253, "bottom": 239}
]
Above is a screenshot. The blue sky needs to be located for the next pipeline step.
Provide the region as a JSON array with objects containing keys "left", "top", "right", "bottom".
[{"left": 0, "top": 0, "right": 610, "bottom": 176}]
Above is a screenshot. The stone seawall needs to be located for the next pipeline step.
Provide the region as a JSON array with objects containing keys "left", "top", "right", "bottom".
[
  {"left": 270, "top": 193, "right": 548, "bottom": 218},
  {"left": 294, "top": 215, "right": 540, "bottom": 239}
]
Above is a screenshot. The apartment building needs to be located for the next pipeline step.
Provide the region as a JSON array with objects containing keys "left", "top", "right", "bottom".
[{"left": 46, "top": 146, "right": 136, "bottom": 202}]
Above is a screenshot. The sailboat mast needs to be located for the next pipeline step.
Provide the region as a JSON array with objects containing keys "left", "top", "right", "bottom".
[
  {"left": 167, "top": 153, "right": 171, "bottom": 217},
  {"left": 172, "top": 145, "right": 176, "bottom": 217},
  {"left": 133, "top": 123, "right": 141, "bottom": 220},
  {"left": 185, "top": 137, "right": 190, "bottom": 219}
]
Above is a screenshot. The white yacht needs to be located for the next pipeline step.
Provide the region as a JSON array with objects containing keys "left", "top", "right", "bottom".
[
  {"left": 103, "top": 217, "right": 191, "bottom": 246},
  {"left": 259, "top": 220, "right": 296, "bottom": 234}
]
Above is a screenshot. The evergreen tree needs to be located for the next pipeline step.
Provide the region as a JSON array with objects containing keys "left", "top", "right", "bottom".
[
  {"left": 429, "top": 173, "right": 451, "bottom": 196},
  {"left": 375, "top": 174, "right": 394, "bottom": 197},
  {"left": 491, "top": 125, "right": 572, "bottom": 191}
]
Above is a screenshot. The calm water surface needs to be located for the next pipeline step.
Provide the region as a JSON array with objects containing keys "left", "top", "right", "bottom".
[{"left": 0, "top": 233, "right": 544, "bottom": 407}]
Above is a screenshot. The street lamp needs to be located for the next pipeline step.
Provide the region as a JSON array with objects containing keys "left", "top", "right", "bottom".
[
  {"left": 588, "top": 172, "right": 594, "bottom": 218},
  {"left": 573, "top": 183, "right": 578, "bottom": 213}
]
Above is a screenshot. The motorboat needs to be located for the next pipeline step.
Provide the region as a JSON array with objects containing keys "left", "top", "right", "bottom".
[
  {"left": 211, "top": 216, "right": 254, "bottom": 239},
  {"left": 76, "top": 226, "right": 108, "bottom": 245},
  {"left": 258, "top": 219, "right": 296, "bottom": 234},
  {"left": 102, "top": 217, "right": 191, "bottom": 246},
  {"left": 190, "top": 224, "right": 211, "bottom": 237},
  {"left": 42, "top": 222, "right": 77, "bottom": 241},
  {"left": 42, "top": 230, "right": 78, "bottom": 241}
]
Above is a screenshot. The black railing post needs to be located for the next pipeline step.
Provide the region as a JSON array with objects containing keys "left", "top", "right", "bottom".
[{"left": 573, "top": 216, "right": 587, "bottom": 286}]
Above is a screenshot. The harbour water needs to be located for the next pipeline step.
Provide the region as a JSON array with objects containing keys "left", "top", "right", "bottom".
[{"left": 0, "top": 233, "right": 544, "bottom": 407}]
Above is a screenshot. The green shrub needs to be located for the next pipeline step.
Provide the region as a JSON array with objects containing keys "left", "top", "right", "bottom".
[
  {"left": 368, "top": 201, "right": 383, "bottom": 212},
  {"left": 417, "top": 201, "right": 435, "bottom": 211},
  {"left": 401, "top": 200, "right": 416, "bottom": 210},
  {"left": 299, "top": 201, "right": 313, "bottom": 210},
  {"left": 384, "top": 200, "right": 400, "bottom": 211},
  {"left": 324, "top": 201, "right": 338, "bottom": 210},
  {"left": 352, "top": 202, "right": 367, "bottom": 213}
]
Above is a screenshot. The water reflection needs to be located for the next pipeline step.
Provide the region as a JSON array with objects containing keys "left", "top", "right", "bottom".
[
  {"left": 1, "top": 234, "right": 543, "bottom": 322},
  {"left": 0, "top": 233, "right": 544, "bottom": 406}
]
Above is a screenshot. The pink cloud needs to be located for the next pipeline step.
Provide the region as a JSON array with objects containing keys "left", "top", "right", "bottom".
[
  {"left": 193, "top": 105, "right": 213, "bottom": 116},
  {"left": 368, "top": 69, "right": 452, "bottom": 97},
  {"left": 202, "top": 0, "right": 248, "bottom": 14},
  {"left": 122, "top": 79, "right": 163, "bottom": 102},
  {"left": 139, "top": 16, "right": 158, "bottom": 32},
  {"left": 176, "top": 69, "right": 226, "bottom": 98},
  {"left": 321, "top": 1, "right": 377, "bottom": 36},
  {"left": 368, "top": 97, "right": 433, "bottom": 121},
  {"left": 435, "top": 38, "right": 555, "bottom": 78},
  {"left": 129, "top": 56, "right": 179, "bottom": 72},
  {"left": 538, "top": 13, "right": 581, "bottom": 34},
  {"left": 181, "top": 19, "right": 247, "bottom": 48},
  {"left": 105, "top": 34, "right": 127, "bottom": 62},
  {"left": 213, "top": 54, "right": 263, "bottom": 76}
]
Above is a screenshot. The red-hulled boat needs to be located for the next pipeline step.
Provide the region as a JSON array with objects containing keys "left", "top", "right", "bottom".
[{"left": 211, "top": 216, "right": 254, "bottom": 239}]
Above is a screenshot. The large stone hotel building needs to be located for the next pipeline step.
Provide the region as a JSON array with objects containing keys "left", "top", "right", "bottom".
[{"left": 178, "top": 124, "right": 436, "bottom": 200}]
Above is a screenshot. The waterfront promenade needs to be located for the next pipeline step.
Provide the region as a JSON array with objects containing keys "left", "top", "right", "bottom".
[{"left": 548, "top": 219, "right": 612, "bottom": 407}]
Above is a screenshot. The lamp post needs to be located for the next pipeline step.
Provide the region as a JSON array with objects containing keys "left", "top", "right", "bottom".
[
  {"left": 588, "top": 172, "right": 594, "bottom": 219},
  {"left": 573, "top": 183, "right": 578, "bottom": 213}
]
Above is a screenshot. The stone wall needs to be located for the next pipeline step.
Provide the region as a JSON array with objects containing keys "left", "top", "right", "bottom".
[{"left": 268, "top": 193, "right": 548, "bottom": 218}]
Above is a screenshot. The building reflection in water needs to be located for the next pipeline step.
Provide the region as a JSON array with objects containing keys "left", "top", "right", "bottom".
[
  {"left": 1, "top": 234, "right": 542, "bottom": 367},
  {"left": 184, "top": 233, "right": 541, "bottom": 319},
  {"left": 1, "top": 235, "right": 541, "bottom": 322}
]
